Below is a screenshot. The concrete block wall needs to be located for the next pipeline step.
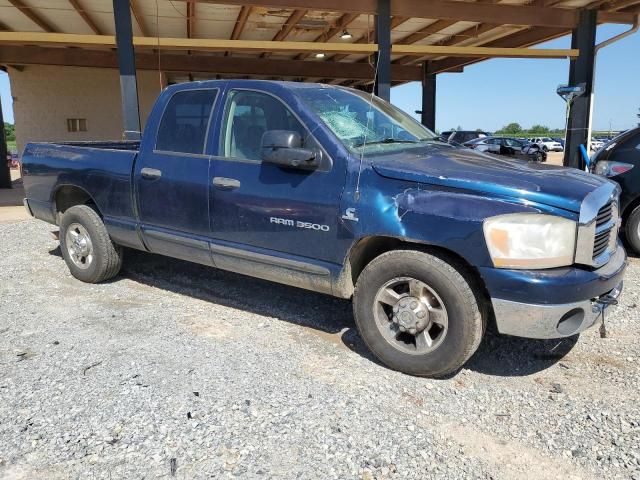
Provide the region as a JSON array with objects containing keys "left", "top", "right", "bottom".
[{"left": 9, "top": 65, "right": 163, "bottom": 152}]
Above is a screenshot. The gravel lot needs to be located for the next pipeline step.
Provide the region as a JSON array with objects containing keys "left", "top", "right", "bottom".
[{"left": 1, "top": 218, "right": 639, "bottom": 480}]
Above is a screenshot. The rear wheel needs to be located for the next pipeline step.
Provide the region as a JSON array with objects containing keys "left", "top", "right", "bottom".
[
  {"left": 624, "top": 205, "right": 640, "bottom": 255},
  {"left": 59, "top": 205, "right": 123, "bottom": 283},
  {"left": 353, "top": 250, "right": 485, "bottom": 377}
]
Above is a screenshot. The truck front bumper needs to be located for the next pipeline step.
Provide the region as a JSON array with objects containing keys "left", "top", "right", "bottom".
[{"left": 482, "top": 242, "right": 627, "bottom": 339}]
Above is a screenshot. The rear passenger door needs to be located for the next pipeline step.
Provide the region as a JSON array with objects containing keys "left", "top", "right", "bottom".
[
  {"left": 208, "top": 88, "right": 345, "bottom": 265},
  {"left": 135, "top": 87, "right": 218, "bottom": 265}
]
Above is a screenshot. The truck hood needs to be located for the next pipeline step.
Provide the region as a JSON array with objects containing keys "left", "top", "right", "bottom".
[{"left": 371, "top": 145, "right": 608, "bottom": 213}]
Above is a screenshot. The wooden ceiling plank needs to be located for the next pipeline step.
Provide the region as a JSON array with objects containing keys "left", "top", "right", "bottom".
[
  {"left": 130, "top": 0, "right": 149, "bottom": 37},
  {"left": 295, "top": 12, "right": 359, "bottom": 60},
  {"left": 177, "top": 0, "right": 633, "bottom": 27},
  {"left": 68, "top": 0, "right": 102, "bottom": 35},
  {"left": 262, "top": 8, "right": 308, "bottom": 58},
  {"left": 331, "top": 16, "right": 408, "bottom": 62},
  {"left": 8, "top": 0, "right": 57, "bottom": 33}
]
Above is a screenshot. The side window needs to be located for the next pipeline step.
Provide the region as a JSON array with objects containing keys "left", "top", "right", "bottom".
[
  {"left": 222, "top": 90, "right": 307, "bottom": 161},
  {"left": 156, "top": 89, "right": 217, "bottom": 154}
]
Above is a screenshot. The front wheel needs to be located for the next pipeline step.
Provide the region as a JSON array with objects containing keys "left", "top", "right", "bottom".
[
  {"left": 59, "top": 205, "right": 123, "bottom": 283},
  {"left": 353, "top": 250, "right": 485, "bottom": 377}
]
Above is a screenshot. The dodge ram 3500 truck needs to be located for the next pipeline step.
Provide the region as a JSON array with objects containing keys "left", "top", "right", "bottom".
[{"left": 21, "top": 80, "right": 626, "bottom": 377}]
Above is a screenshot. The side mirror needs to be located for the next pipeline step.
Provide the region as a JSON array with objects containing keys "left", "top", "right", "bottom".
[{"left": 260, "top": 130, "right": 318, "bottom": 170}]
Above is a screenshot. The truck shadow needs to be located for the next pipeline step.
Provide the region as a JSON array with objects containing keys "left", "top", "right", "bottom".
[{"left": 48, "top": 246, "right": 578, "bottom": 377}]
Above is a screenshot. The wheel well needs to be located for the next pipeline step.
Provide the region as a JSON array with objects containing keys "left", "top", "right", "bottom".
[
  {"left": 347, "top": 236, "right": 494, "bottom": 328},
  {"left": 54, "top": 186, "right": 101, "bottom": 223}
]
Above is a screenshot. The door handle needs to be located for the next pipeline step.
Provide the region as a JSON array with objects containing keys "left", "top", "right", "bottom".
[
  {"left": 212, "top": 177, "right": 241, "bottom": 190},
  {"left": 141, "top": 167, "right": 162, "bottom": 180}
]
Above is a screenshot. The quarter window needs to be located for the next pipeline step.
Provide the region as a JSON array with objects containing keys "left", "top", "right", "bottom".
[
  {"left": 156, "top": 89, "right": 217, "bottom": 154},
  {"left": 222, "top": 90, "right": 306, "bottom": 161}
]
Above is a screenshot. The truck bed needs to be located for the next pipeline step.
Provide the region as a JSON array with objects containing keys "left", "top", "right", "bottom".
[{"left": 21, "top": 141, "right": 139, "bottom": 235}]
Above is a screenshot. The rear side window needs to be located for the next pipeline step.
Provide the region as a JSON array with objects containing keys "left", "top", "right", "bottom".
[{"left": 156, "top": 89, "right": 218, "bottom": 154}]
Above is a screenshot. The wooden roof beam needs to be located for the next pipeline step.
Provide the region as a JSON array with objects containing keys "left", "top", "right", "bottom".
[
  {"left": 396, "top": 22, "right": 504, "bottom": 65},
  {"left": 231, "top": 6, "right": 251, "bottom": 39},
  {"left": 68, "top": 0, "right": 102, "bottom": 35},
  {"left": 0, "top": 31, "right": 578, "bottom": 59},
  {"left": 427, "top": 26, "right": 568, "bottom": 74},
  {"left": 187, "top": 0, "right": 196, "bottom": 38},
  {"left": 8, "top": 0, "right": 57, "bottom": 32},
  {"left": 0, "top": 45, "right": 423, "bottom": 81}
]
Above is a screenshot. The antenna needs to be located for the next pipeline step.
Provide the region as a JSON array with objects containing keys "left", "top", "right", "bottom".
[{"left": 354, "top": 51, "right": 381, "bottom": 202}]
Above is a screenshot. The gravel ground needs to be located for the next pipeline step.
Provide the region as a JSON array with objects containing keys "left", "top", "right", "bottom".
[{"left": 1, "top": 219, "right": 639, "bottom": 480}]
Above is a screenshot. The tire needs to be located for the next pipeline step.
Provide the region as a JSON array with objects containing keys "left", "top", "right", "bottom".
[
  {"left": 534, "top": 152, "right": 543, "bottom": 163},
  {"left": 542, "top": 145, "right": 549, "bottom": 152},
  {"left": 59, "top": 205, "right": 123, "bottom": 283},
  {"left": 624, "top": 205, "right": 640, "bottom": 255},
  {"left": 353, "top": 249, "right": 485, "bottom": 378}
]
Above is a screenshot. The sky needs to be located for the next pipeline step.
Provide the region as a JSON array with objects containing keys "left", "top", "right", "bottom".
[
  {"left": 391, "top": 24, "right": 640, "bottom": 133},
  {"left": 0, "top": 24, "right": 638, "bottom": 132}
]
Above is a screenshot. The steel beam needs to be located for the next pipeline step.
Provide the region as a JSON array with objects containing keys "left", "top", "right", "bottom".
[
  {"left": 421, "top": 62, "right": 436, "bottom": 131},
  {"left": 374, "top": 0, "right": 391, "bottom": 100},
  {"left": 564, "top": 9, "right": 597, "bottom": 169},
  {"left": 112, "top": 0, "right": 141, "bottom": 140},
  {"left": 0, "top": 93, "right": 9, "bottom": 189}
]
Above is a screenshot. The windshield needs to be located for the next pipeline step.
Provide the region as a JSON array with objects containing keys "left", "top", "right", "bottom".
[{"left": 295, "top": 87, "right": 439, "bottom": 154}]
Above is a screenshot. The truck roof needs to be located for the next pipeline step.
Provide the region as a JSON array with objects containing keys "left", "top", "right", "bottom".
[{"left": 164, "top": 79, "right": 345, "bottom": 93}]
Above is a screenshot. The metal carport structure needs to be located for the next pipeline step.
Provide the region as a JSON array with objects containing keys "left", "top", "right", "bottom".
[{"left": 0, "top": 0, "right": 638, "bottom": 188}]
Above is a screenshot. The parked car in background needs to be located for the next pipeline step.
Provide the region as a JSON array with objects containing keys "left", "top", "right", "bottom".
[
  {"left": 441, "top": 130, "right": 490, "bottom": 145},
  {"left": 591, "top": 127, "right": 640, "bottom": 253},
  {"left": 528, "top": 137, "right": 564, "bottom": 152},
  {"left": 590, "top": 138, "right": 606, "bottom": 151},
  {"left": 552, "top": 137, "right": 565, "bottom": 148},
  {"left": 464, "top": 137, "right": 546, "bottom": 162}
]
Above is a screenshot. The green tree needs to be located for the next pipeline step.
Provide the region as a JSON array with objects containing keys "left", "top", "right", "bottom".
[
  {"left": 530, "top": 124, "right": 550, "bottom": 134},
  {"left": 499, "top": 122, "right": 522, "bottom": 134},
  {"left": 4, "top": 123, "right": 15, "bottom": 141}
]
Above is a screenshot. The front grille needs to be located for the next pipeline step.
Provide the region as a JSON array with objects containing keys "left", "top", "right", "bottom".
[
  {"left": 593, "top": 228, "right": 613, "bottom": 259},
  {"left": 575, "top": 183, "right": 619, "bottom": 267},
  {"left": 595, "top": 202, "right": 613, "bottom": 228},
  {"left": 592, "top": 201, "right": 616, "bottom": 261}
]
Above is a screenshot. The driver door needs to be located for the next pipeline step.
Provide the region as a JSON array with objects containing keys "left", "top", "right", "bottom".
[{"left": 208, "top": 89, "right": 346, "bottom": 265}]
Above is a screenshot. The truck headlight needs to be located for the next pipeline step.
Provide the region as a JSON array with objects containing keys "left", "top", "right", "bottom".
[{"left": 483, "top": 214, "right": 576, "bottom": 269}]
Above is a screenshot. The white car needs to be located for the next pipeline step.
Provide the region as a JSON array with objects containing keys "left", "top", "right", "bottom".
[
  {"left": 590, "top": 138, "right": 605, "bottom": 151},
  {"left": 528, "top": 137, "right": 564, "bottom": 152}
]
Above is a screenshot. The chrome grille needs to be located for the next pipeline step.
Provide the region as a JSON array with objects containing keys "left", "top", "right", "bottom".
[
  {"left": 592, "top": 227, "right": 613, "bottom": 259},
  {"left": 595, "top": 201, "right": 613, "bottom": 228},
  {"left": 575, "top": 183, "right": 620, "bottom": 268},
  {"left": 592, "top": 201, "right": 614, "bottom": 260}
]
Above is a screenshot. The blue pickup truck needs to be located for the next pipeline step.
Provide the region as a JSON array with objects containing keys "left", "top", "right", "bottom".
[{"left": 21, "top": 80, "right": 626, "bottom": 377}]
